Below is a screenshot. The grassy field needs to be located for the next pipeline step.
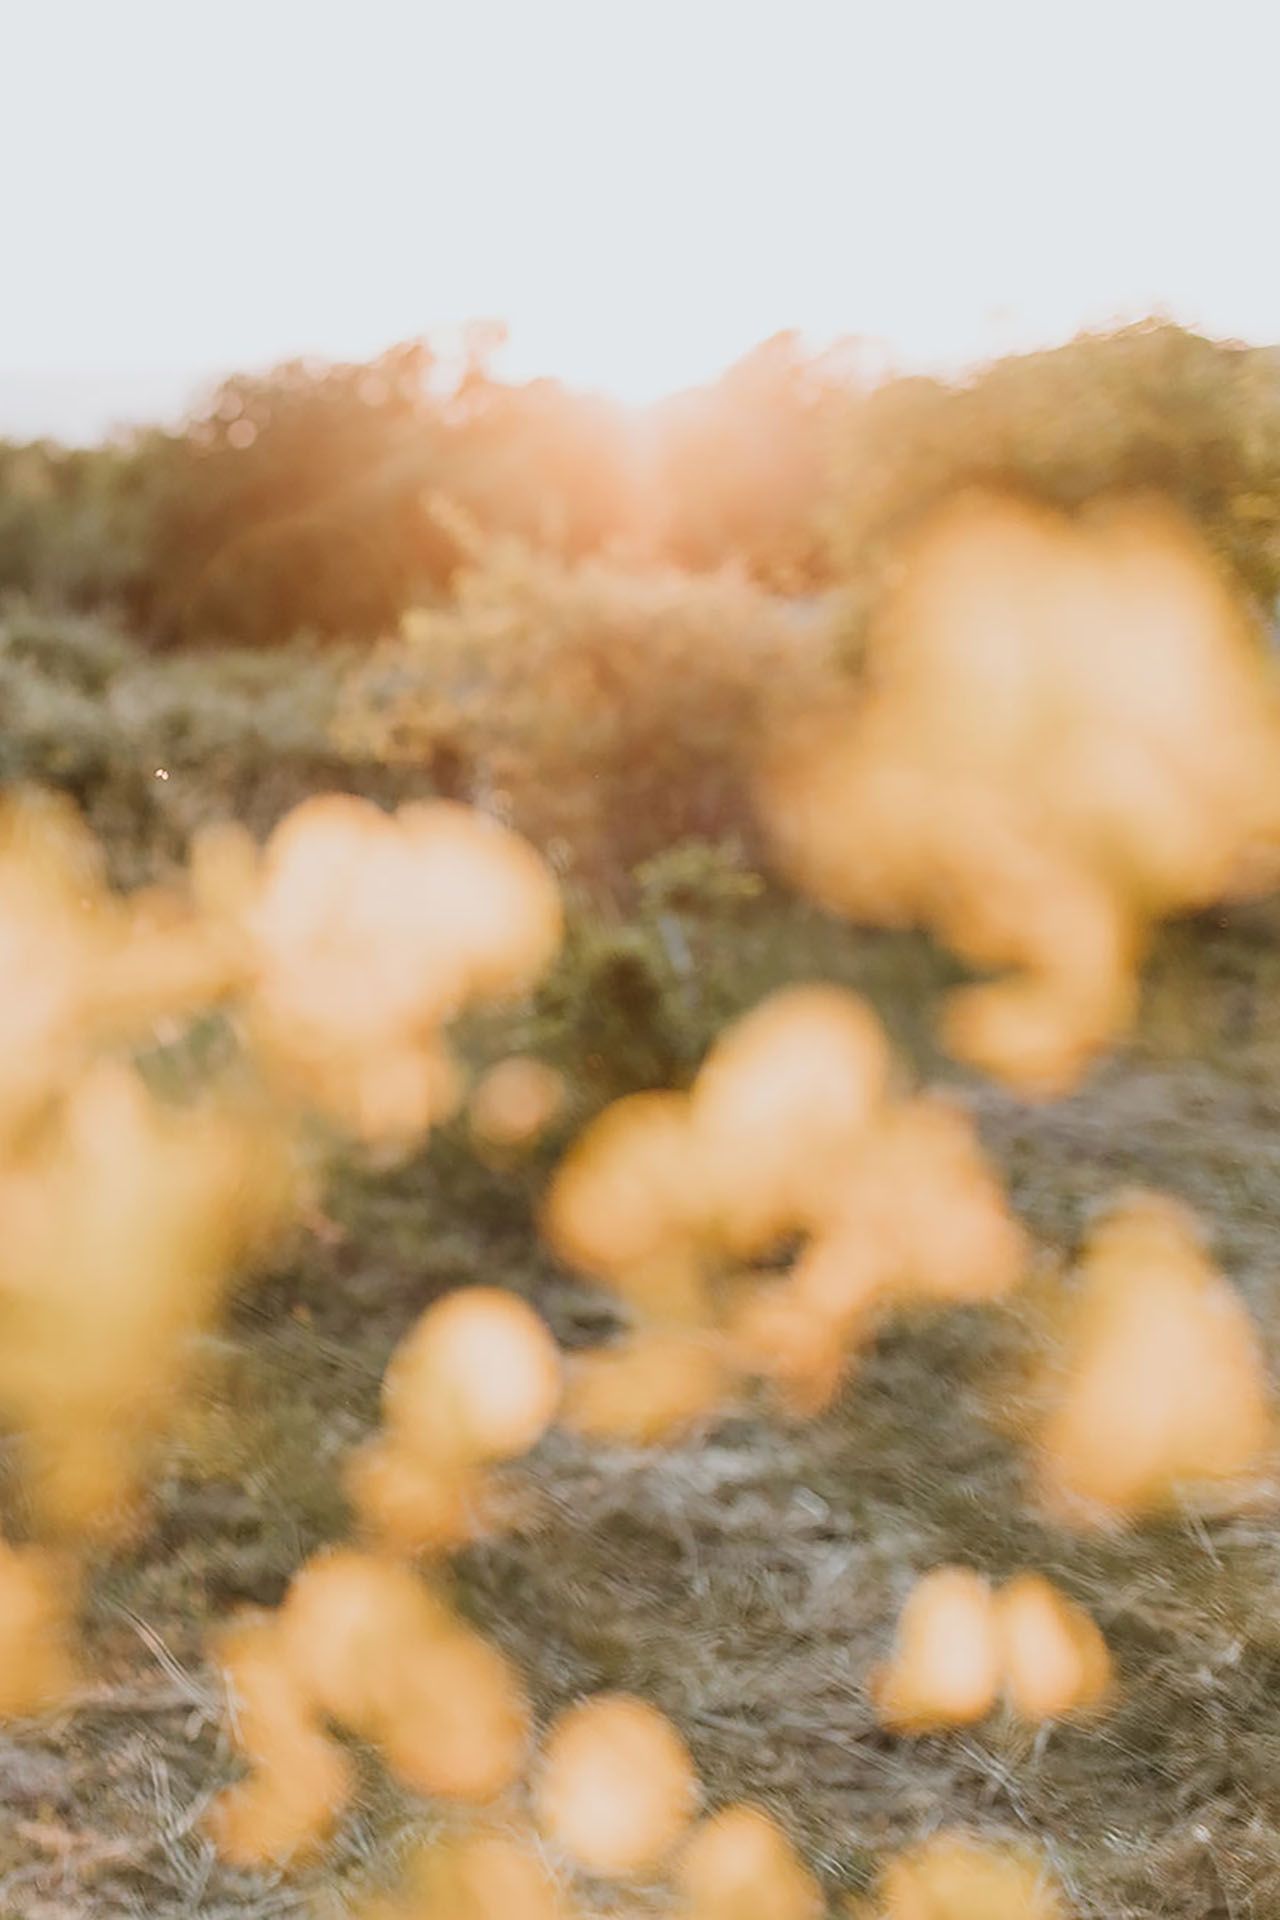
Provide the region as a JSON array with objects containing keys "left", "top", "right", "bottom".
[
  {"left": 6, "top": 878, "right": 1280, "bottom": 1919},
  {"left": 7, "top": 605, "right": 1280, "bottom": 1918}
]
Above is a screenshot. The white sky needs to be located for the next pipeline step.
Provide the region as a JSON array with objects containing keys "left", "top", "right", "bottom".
[{"left": 3, "top": 0, "right": 1278, "bottom": 440}]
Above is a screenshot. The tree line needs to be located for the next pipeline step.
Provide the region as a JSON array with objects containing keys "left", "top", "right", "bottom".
[{"left": 3, "top": 320, "right": 1280, "bottom": 647}]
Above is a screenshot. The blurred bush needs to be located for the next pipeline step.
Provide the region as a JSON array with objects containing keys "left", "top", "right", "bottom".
[
  {"left": 0, "top": 327, "right": 843, "bottom": 644},
  {"left": 341, "top": 539, "right": 842, "bottom": 887},
  {"left": 644, "top": 331, "right": 856, "bottom": 586},
  {"left": 0, "top": 340, "right": 643, "bottom": 650},
  {"left": 830, "top": 321, "right": 1280, "bottom": 647},
  {"left": 139, "top": 332, "right": 854, "bottom": 646},
  {"left": 7, "top": 321, "right": 1280, "bottom": 661},
  {"left": 0, "top": 436, "right": 160, "bottom": 613},
  {"left": 0, "top": 603, "right": 404, "bottom": 882},
  {"left": 140, "top": 343, "right": 458, "bottom": 647}
]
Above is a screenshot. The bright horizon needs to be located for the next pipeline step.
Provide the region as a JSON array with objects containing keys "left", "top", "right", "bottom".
[{"left": 6, "top": 0, "right": 1280, "bottom": 442}]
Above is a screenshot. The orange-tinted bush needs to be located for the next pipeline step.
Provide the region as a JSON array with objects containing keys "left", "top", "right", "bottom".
[{"left": 341, "top": 542, "right": 840, "bottom": 884}]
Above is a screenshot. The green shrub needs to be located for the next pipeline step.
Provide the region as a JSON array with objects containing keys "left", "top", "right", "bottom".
[
  {"left": 340, "top": 539, "right": 844, "bottom": 888},
  {"left": 139, "top": 345, "right": 458, "bottom": 647},
  {"left": 0, "top": 439, "right": 158, "bottom": 614},
  {"left": 829, "top": 323, "right": 1280, "bottom": 640},
  {"left": 0, "top": 604, "right": 412, "bottom": 881},
  {"left": 135, "top": 346, "right": 644, "bottom": 647}
]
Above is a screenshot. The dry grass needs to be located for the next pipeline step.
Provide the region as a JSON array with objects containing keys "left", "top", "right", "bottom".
[{"left": 7, "top": 912, "right": 1280, "bottom": 1918}]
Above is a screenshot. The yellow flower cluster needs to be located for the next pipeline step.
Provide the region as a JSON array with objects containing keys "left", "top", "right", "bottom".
[
  {"left": 545, "top": 984, "right": 1025, "bottom": 1429},
  {"left": 765, "top": 492, "right": 1280, "bottom": 1094},
  {"left": 3, "top": 678, "right": 1275, "bottom": 1920},
  {"left": 0, "top": 788, "right": 563, "bottom": 1717},
  {"left": 1037, "top": 1193, "right": 1272, "bottom": 1520},
  {"left": 208, "top": 1550, "right": 533, "bottom": 1863},
  {"left": 874, "top": 1567, "right": 1112, "bottom": 1733},
  {"left": 240, "top": 796, "right": 561, "bottom": 1141},
  {"left": 348, "top": 1286, "right": 563, "bottom": 1555}
]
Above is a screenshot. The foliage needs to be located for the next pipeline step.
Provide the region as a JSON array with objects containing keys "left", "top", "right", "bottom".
[
  {"left": 830, "top": 322, "right": 1280, "bottom": 637},
  {"left": 139, "top": 344, "right": 459, "bottom": 647},
  {"left": 646, "top": 331, "right": 858, "bottom": 586},
  {"left": 16, "top": 317, "right": 1280, "bottom": 1920},
  {"left": 634, "top": 836, "right": 766, "bottom": 917},
  {"left": 440, "top": 370, "right": 642, "bottom": 560},
  {"left": 6, "top": 609, "right": 1280, "bottom": 1913},
  {"left": 0, "top": 344, "right": 645, "bottom": 649},
  {"left": 9, "top": 322, "right": 1280, "bottom": 658},
  {"left": 0, "top": 331, "right": 857, "bottom": 645},
  {"left": 132, "top": 332, "right": 856, "bottom": 643},
  {"left": 341, "top": 539, "right": 843, "bottom": 886},
  {"left": 0, "top": 436, "right": 159, "bottom": 612},
  {"left": 0, "top": 603, "right": 404, "bottom": 882}
]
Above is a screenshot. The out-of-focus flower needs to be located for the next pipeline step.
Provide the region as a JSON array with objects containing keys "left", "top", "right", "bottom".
[
  {"left": 348, "top": 1287, "right": 561, "bottom": 1557},
  {"left": 357, "top": 1829, "right": 570, "bottom": 1920},
  {"left": 243, "top": 796, "right": 561, "bottom": 1143},
  {"left": 997, "top": 1575, "right": 1112, "bottom": 1721},
  {"left": 0, "top": 1541, "right": 78, "bottom": 1719},
  {"left": 396, "top": 799, "right": 564, "bottom": 1002},
  {"left": 675, "top": 1804, "right": 822, "bottom": 1920},
  {"left": 544, "top": 986, "right": 1022, "bottom": 1428},
  {"left": 728, "top": 1278, "right": 861, "bottom": 1419},
  {"left": 872, "top": 1568, "right": 1002, "bottom": 1733},
  {"left": 562, "top": 1328, "right": 732, "bottom": 1445},
  {"left": 690, "top": 985, "right": 891, "bottom": 1254},
  {"left": 0, "top": 1062, "right": 296, "bottom": 1540},
  {"left": 0, "top": 789, "right": 125, "bottom": 1139},
  {"left": 206, "top": 1614, "right": 353, "bottom": 1866},
  {"left": 878, "top": 1831, "right": 1070, "bottom": 1919},
  {"left": 469, "top": 1055, "right": 566, "bottom": 1151},
  {"left": 1038, "top": 1192, "right": 1272, "bottom": 1520},
  {"left": 380, "top": 1287, "right": 563, "bottom": 1467},
  {"left": 208, "top": 1548, "right": 533, "bottom": 1867},
  {"left": 763, "top": 491, "right": 1280, "bottom": 1095},
  {"left": 378, "top": 1626, "right": 532, "bottom": 1803},
  {"left": 274, "top": 1549, "right": 455, "bottom": 1732},
  {"left": 851, "top": 1097, "right": 1027, "bottom": 1309},
  {"left": 875, "top": 1566, "right": 1114, "bottom": 1733},
  {"left": 535, "top": 1693, "right": 699, "bottom": 1878},
  {"left": 0, "top": 792, "right": 257, "bottom": 1146},
  {"left": 278, "top": 1549, "right": 532, "bottom": 1801},
  {"left": 345, "top": 1441, "right": 494, "bottom": 1556},
  {"left": 543, "top": 1091, "right": 706, "bottom": 1303}
]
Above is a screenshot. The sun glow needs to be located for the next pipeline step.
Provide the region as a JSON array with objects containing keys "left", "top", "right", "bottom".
[{"left": 6, "top": 1, "right": 1280, "bottom": 438}]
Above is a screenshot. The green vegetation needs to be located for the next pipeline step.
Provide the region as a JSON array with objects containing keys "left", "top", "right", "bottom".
[
  {"left": 830, "top": 323, "right": 1280, "bottom": 647},
  {"left": 8, "top": 322, "right": 1280, "bottom": 1918},
  {"left": 7, "top": 320, "right": 1280, "bottom": 658},
  {"left": 340, "top": 539, "right": 841, "bottom": 887}
]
